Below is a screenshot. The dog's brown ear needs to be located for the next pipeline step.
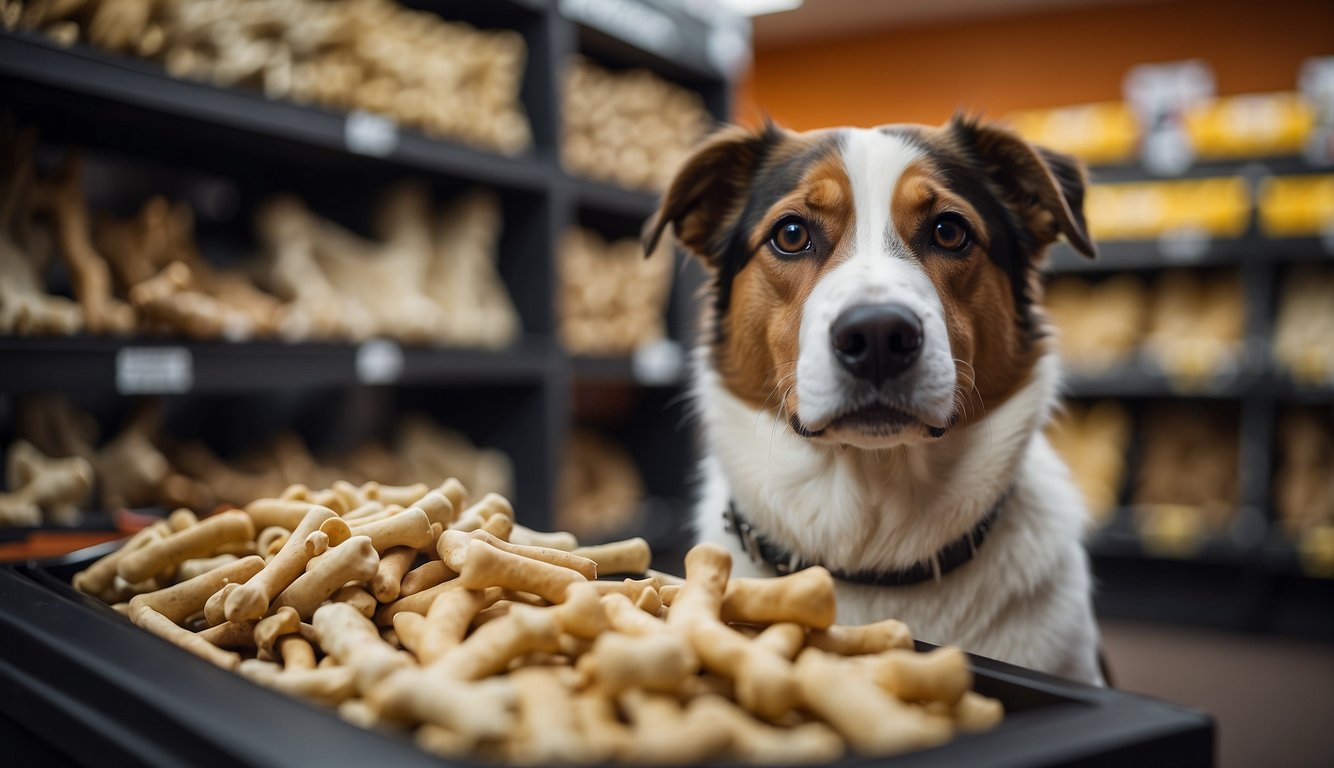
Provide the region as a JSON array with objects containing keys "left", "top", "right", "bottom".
[
  {"left": 642, "top": 123, "right": 780, "bottom": 265},
  {"left": 949, "top": 117, "right": 1097, "bottom": 260}
]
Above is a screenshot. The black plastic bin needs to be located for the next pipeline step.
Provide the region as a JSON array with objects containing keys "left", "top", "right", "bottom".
[{"left": 0, "top": 551, "right": 1214, "bottom": 768}]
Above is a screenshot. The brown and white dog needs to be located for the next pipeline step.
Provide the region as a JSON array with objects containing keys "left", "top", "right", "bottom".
[{"left": 643, "top": 117, "right": 1105, "bottom": 685}]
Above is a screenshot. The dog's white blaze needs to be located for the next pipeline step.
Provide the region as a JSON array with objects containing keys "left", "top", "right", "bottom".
[{"left": 795, "top": 129, "right": 956, "bottom": 442}]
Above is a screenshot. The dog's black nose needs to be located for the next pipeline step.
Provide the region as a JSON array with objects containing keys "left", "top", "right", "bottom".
[{"left": 830, "top": 303, "right": 923, "bottom": 384}]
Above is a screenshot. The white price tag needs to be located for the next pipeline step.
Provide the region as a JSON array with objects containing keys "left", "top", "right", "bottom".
[
  {"left": 344, "top": 110, "right": 399, "bottom": 157},
  {"left": 115, "top": 347, "right": 193, "bottom": 394},
  {"left": 356, "top": 338, "right": 404, "bottom": 385},
  {"left": 632, "top": 339, "right": 684, "bottom": 386}
]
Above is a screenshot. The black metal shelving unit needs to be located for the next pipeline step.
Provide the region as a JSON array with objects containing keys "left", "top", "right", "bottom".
[
  {"left": 0, "top": 0, "right": 738, "bottom": 534},
  {"left": 1048, "top": 152, "right": 1334, "bottom": 640}
]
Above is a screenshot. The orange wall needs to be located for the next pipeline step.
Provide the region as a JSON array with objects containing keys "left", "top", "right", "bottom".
[{"left": 738, "top": 0, "right": 1334, "bottom": 129}]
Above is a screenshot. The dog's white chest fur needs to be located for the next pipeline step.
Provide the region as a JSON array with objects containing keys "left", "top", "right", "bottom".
[{"left": 692, "top": 351, "right": 1105, "bottom": 685}]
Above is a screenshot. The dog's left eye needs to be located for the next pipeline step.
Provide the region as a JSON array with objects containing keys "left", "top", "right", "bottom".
[
  {"left": 931, "top": 214, "right": 971, "bottom": 252},
  {"left": 770, "top": 217, "right": 812, "bottom": 256}
]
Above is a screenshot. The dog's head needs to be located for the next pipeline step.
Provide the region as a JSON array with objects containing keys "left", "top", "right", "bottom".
[{"left": 644, "top": 117, "right": 1095, "bottom": 449}]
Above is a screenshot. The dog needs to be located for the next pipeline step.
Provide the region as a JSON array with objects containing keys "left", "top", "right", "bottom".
[{"left": 643, "top": 116, "right": 1105, "bottom": 685}]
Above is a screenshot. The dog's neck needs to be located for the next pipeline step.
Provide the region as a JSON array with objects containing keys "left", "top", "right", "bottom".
[{"left": 695, "top": 350, "right": 1062, "bottom": 574}]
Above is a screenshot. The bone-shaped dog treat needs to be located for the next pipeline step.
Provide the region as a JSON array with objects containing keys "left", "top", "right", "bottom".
[
  {"left": 199, "top": 619, "right": 259, "bottom": 650},
  {"left": 721, "top": 567, "right": 836, "bottom": 629},
  {"left": 165, "top": 507, "right": 198, "bottom": 531},
  {"left": 414, "top": 724, "right": 472, "bottom": 759},
  {"left": 795, "top": 648, "right": 952, "bottom": 754},
  {"left": 480, "top": 514, "right": 513, "bottom": 541},
  {"left": 225, "top": 506, "right": 334, "bottom": 622},
  {"left": 134, "top": 605, "right": 240, "bottom": 670},
  {"left": 320, "top": 516, "right": 352, "bottom": 546},
  {"left": 509, "top": 523, "right": 578, "bottom": 551},
  {"left": 256, "top": 526, "right": 289, "bottom": 559},
  {"left": 72, "top": 520, "right": 169, "bottom": 599},
  {"left": 866, "top": 647, "right": 972, "bottom": 706},
  {"left": 434, "top": 477, "right": 469, "bottom": 514},
  {"left": 332, "top": 585, "right": 378, "bottom": 619},
  {"left": 509, "top": 666, "right": 591, "bottom": 765},
  {"left": 129, "top": 555, "right": 264, "bottom": 625},
  {"left": 601, "top": 592, "right": 670, "bottom": 636},
  {"left": 555, "top": 581, "right": 610, "bottom": 640},
  {"left": 458, "top": 539, "right": 587, "bottom": 604},
  {"left": 392, "top": 611, "right": 426, "bottom": 656},
  {"left": 405, "top": 490, "right": 455, "bottom": 527},
  {"left": 176, "top": 553, "right": 238, "bottom": 582},
  {"left": 245, "top": 497, "right": 324, "bottom": 530},
  {"left": 752, "top": 622, "right": 807, "bottom": 661},
  {"left": 346, "top": 505, "right": 399, "bottom": 529},
  {"left": 438, "top": 529, "right": 597, "bottom": 580},
  {"left": 588, "top": 631, "right": 697, "bottom": 694},
  {"left": 635, "top": 585, "right": 663, "bottom": 616},
  {"left": 313, "top": 602, "right": 414, "bottom": 694},
  {"left": 240, "top": 659, "right": 358, "bottom": 705},
  {"left": 954, "top": 691, "right": 1004, "bottom": 731},
  {"left": 304, "top": 530, "right": 329, "bottom": 558},
  {"left": 658, "top": 584, "right": 680, "bottom": 606},
  {"left": 329, "top": 480, "right": 364, "bottom": 511},
  {"left": 808, "top": 618, "right": 913, "bottom": 655},
  {"left": 400, "top": 560, "right": 455, "bottom": 597},
  {"left": 279, "top": 634, "right": 317, "bottom": 671},
  {"left": 689, "top": 694, "right": 845, "bottom": 764},
  {"left": 371, "top": 546, "right": 417, "bottom": 603},
  {"left": 342, "top": 500, "right": 385, "bottom": 522},
  {"left": 118, "top": 510, "right": 255, "bottom": 583},
  {"left": 669, "top": 544, "right": 801, "bottom": 720},
  {"left": 618, "top": 689, "right": 734, "bottom": 765},
  {"left": 450, "top": 493, "right": 514, "bottom": 533},
  {"left": 362, "top": 481, "right": 430, "bottom": 507},
  {"left": 572, "top": 689, "right": 633, "bottom": 762},
  {"left": 373, "top": 578, "right": 469, "bottom": 626},
  {"left": 204, "top": 583, "right": 241, "bottom": 627},
  {"left": 351, "top": 507, "right": 433, "bottom": 553},
  {"left": 272, "top": 535, "right": 379, "bottom": 620},
  {"left": 416, "top": 588, "right": 500, "bottom": 664},
  {"left": 368, "top": 672, "right": 515, "bottom": 742},
  {"left": 253, "top": 605, "right": 301, "bottom": 655},
  {"left": 433, "top": 603, "right": 562, "bottom": 680},
  {"left": 572, "top": 537, "right": 651, "bottom": 576}
]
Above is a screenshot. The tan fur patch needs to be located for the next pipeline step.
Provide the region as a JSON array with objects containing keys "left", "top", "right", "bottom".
[
  {"left": 718, "top": 147, "right": 853, "bottom": 413},
  {"left": 891, "top": 155, "right": 1037, "bottom": 427}
]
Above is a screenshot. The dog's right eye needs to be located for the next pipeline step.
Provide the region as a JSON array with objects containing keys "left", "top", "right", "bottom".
[{"left": 770, "top": 217, "right": 812, "bottom": 256}]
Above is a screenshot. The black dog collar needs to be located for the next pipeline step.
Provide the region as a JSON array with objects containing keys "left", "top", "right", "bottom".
[{"left": 723, "top": 492, "right": 1008, "bottom": 586}]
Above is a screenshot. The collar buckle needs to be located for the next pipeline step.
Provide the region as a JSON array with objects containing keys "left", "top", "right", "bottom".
[{"left": 724, "top": 502, "right": 765, "bottom": 566}]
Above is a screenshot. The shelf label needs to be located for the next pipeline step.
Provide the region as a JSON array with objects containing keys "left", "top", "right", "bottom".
[
  {"left": 115, "top": 346, "right": 193, "bottom": 394},
  {"left": 345, "top": 110, "right": 399, "bottom": 157},
  {"left": 356, "top": 338, "right": 404, "bottom": 385},
  {"left": 560, "top": 0, "right": 682, "bottom": 61},
  {"left": 632, "top": 339, "right": 683, "bottom": 385}
]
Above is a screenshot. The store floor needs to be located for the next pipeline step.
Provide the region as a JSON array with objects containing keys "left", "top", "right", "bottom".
[{"left": 1100, "top": 619, "right": 1334, "bottom": 768}]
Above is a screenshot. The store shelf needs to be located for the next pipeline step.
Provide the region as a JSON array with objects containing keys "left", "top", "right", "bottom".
[
  {"left": 1048, "top": 235, "right": 1255, "bottom": 273},
  {"left": 1087, "top": 154, "right": 1331, "bottom": 184},
  {"left": 0, "top": 31, "right": 550, "bottom": 191},
  {"left": 563, "top": 173, "right": 660, "bottom": 219},
  {"left": 1063, "top": 360, "right": 1261, "bottom": 399},
  {"left": 0, "top": 336, "right": 555, "bottom": 393}
]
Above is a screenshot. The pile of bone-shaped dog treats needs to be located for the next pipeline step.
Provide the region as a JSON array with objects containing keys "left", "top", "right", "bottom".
[
  {"left": 74, "top": 479, "right": 1004, "bottom": 763},
  {"left": 0, "top": 125, "right": 519, "bottom": 347},
  {"left": 557, "top": 227, "right": 674, "bottom": 356},
  {"left": 1, "top": 395, "right": 511, "bottom": 528},
  {"left": 562, "top": 56, "right": 713, "bottom": 192},
  {"left": 10, "top": 0, "right": 532, "bottom": 155}
]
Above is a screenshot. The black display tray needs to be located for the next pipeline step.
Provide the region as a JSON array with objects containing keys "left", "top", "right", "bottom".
[{"left": 0, "top": 550, "right": 1213, "bottom": 768}]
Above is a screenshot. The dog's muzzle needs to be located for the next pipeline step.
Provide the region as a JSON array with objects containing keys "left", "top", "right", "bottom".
[{"left": 830, "top": 302, "right": 923, "bottom": 385}]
